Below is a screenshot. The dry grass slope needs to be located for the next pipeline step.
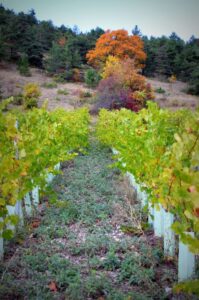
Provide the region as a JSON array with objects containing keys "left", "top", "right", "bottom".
[
  {"left": 148, "top": 78, "right": 199, "bottom": 110},
  {"left": 0, "top": 63, "right": 95, "bottom": 111},
  {"left": 0, "top": 62, "right": 198, "bottom": 111}
]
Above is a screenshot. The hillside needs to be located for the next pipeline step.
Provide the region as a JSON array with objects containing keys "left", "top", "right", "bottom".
[
  {"left": 0, "top": 63, "right": 198, "bottom": 111},
  {"left": 148, "top": 78, "right": 199, "bottom": 110},
  {"left": 0, "top": 63, "right": 95, "bottom": 111}
]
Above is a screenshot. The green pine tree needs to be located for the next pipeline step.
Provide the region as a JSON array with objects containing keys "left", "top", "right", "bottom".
[{"left": 17, "top": 53, "right": 31, "bottom": 76}]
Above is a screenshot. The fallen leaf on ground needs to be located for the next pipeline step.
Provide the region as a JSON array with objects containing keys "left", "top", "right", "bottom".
[
  {"left": 48, "top": 281, "right": 58, "bottom": 292},
  {"left": 31, "top": 219, "right": 41, "bottom": 228},
  {"left": 194, "top": 208, "right": 199, "bottom": 217},
  {"left": 188, "top": 185, "right": 196, "bottom": 193}
]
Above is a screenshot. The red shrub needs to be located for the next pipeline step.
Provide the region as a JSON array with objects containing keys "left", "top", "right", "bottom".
[{"left": 95, "top": 58, "right": 154, "bottom": 112}]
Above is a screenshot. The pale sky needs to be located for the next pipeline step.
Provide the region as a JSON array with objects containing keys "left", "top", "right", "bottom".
[{"left": 1, "top": 0, "right": 199, "bottom": 41}]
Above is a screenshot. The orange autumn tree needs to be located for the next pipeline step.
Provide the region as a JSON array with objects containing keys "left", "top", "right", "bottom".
[{"left": 86, "top": 29, "right": 146, "bottom": 69}]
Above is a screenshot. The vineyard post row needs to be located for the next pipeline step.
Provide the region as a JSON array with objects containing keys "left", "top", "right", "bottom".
[
  {"left": 112, "top": 148, "right": 196, "bottom": 282},
  {"left": 0, "top": 105, "right": 90, "bottom": 260},
  {"left": 102, "top": 102, "right": 199, "bottom": 285},
  {"left": 0, "top": 163, "right": 60, "bottom": 259},
  {"left": 0, "top": 116, "right": 61, "bottom": 259},
  {"left": 128, "top": 171, "right": 195, "bottom": 282}
]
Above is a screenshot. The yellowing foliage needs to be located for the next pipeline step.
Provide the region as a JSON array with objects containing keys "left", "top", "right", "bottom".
[
  {"left": 23, "top": 83, "right": 41, "bottom": 109},
  {"left": 0, "top": 104, "right": 90, "bottom": 238},
  {"left": 101, "top": 56, "right": 120, "bottom": 79},
  {"left": 168, "top": 74, "right": 177, "bottom": 83},
  {"left": 23, "top": 83, "right": 41, "bottom": 99},
  {"left": 96, "top": 103, "right": 199, "bottom": 253}
]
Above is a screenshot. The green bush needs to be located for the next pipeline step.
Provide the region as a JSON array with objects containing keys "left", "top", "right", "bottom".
[
  {"left": 23, "top": 83, "right": 41, "bottom": 109},
  {"left": 65, "top": 69, "right": 74, "bottom": 81},
  {"left": 57, "top": 88, "right": 68, "bottom": 95},
  {"left": 23, "top": 97, "right": 38, "bottom": 109},
  {"left": 42, "top": 81, "right": 57, "bottom": 88},
  {"left": 101, "top": 251, "right": 121, "bottom": 270},
  {"left": 17, "top": 53, "right": 31, "bottom": 76},
  {"left": 83, "top": 91, "right": 92, "bottom": 98},
  {"left": 84, "top": 68, "right": 101, "bottom": 87},
  {"left": 13, "top": 94, "right": 24, "bottom": 105},
  {"left": 23, "top": 83, "right": 41, "bottom": 98},
  {"left": 155, "top": 87, "right": 166, "bottom": 94},
  {"left": 84, "top": 273, "right": 111, "bottom": 298},
  {"left": 119, "top": 253, "right": 155, "bottom": 286},
  {"left": 53, "top": 73, "right": 66, "bottom": 83},
  {"left": 187, "top": 84, "right": 199, "bottom": 95},
  {"left": 188, "top": 67, "right": 199, "bottom": 95},
  {"left": 79, "top": 90, "right": 92, "bottom": 98}
]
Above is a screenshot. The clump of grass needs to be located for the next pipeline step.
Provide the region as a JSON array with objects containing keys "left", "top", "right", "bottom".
[
  {"left": 180, "top": 102, "right": 186, "bottom": 107},
  {"left": 42, "top": 81, "right": 57, "bottom": 88},
  {"left": 57, "top": 88, "right": 68, "bottom": 95},
  {"left": 155, "top": 87, "right": 166, "bottom": 94},
  {"left": 23, "top": 82, "right": 40, "bottom": 109},
  {"left": 118, "top": 252, "right": 155, "bottom": 288},
  {"left": 159, "top": 97, "right": 167, "bottom": 102},
  {"left": 72, "top": 89, "right": 92, "bottom": 100},
  {"left": 53, "top": 73, "right": 66, "bottom": 83},
  {"left": 170, "top": 99, "right": 179, "bottom": 106},
  {"left": 82, "top": 272, "right": 112, "bottom": 298},
  {"left": 13, "top": 93, "right": 24, "bottom": 105},
  {"left": 79, "top": 90, "right": 92, "bottom": 98},
  {"left": 74, "top": 89, "right": 92, "bottom": 100}
]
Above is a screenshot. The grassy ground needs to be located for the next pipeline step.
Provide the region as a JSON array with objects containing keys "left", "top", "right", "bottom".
[{"left": 1, "top": 138, "right": 195, "bottom": 300}]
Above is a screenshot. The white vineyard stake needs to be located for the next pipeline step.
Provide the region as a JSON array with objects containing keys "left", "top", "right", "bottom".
[
  {"left": 0, "top": 237, "right": 3, "bottom": 260},
  {"left": 148, "top": 202, "right": 154, "bottom": 226},
  {"left": 6, "top": 205, "right": 16, "bottom": 231},
  {"left": 32, "top": 186, "right": 39, "bottom": 207},
  {"left": 15, "top": 200, "right": 24, "bottom": 226},
  {"left": 54, "top": 162, "right": 61, "bottom": 171},
  {"left": 24, "top": 193, "right": 32, "bottom": 216},
  {"left": 127, "top": 172, "right": 136, "bottom": 187},
  {"left": 46, "top": 162, "right": 61, "bottom": 184},
  {"left": 0, "top": 218, "right": 3, "bottom": 259},
  {"left": 136, "top": 183, "right": 141, "bottom": 199},
  {"left": 46, "top": 172, "right": 54, "bottom": 184},
  {"left": 178, "top": 232, "right": 195, "bottom": 282},
  {"left": 127, "top": 172, "right": 147, "bottom": 207},
  {"left": 164, "top": 211, "right": 175, "bottom": 257},
  {"left": 112, "top": 148, "right": 119, "bottom": 155},
  {"left": 140, "top": 189, "right": 147, "bottom": 208},
  {"left": 154, "top": 204, "right": 164, "bottom": 237},
  {"left": 13, "top": 121, "right": 24, "bottom": 225}
]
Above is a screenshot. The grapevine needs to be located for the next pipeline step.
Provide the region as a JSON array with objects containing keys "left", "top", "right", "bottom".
[
  {"left": 96, "top": 102, "right": 199, "bottom": 253},
  {"left": 0, "top": 101, "right": 90, "bottom": 238}
]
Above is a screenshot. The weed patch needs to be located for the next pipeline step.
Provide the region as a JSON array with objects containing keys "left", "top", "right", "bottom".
[{"left": 0, "top": 139, "right": 180, "bottom": 299}]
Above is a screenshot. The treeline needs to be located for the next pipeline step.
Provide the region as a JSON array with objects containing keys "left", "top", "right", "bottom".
[
  {"left": 0, "top": 5, "right": 104, "bottom": 79},
  {"left": 142, "top": 33, "right": 199, "bottom": 94},
  {"left": 0, "top": 5, "right": 199, "bottom": 95}
]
